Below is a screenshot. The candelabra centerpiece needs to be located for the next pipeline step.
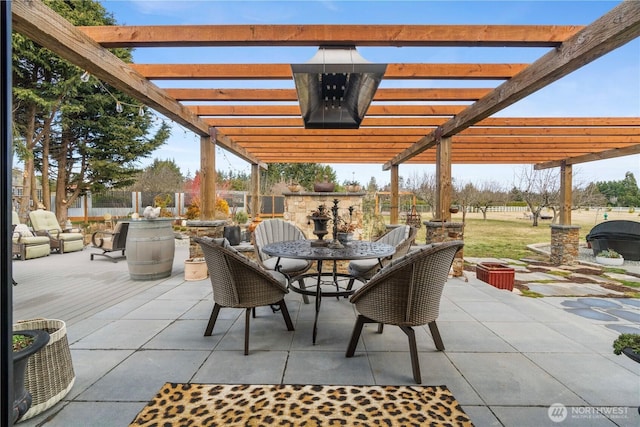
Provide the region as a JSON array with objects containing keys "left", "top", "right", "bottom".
[{"left": 327, "top": 199, "right": 345, "bottom": 249}]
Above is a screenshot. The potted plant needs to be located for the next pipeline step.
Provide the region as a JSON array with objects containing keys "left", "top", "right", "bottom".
[
  {"left": 595, "top": 249, "right": 624, "bottom": 266},
  {"left": 345, "top": 180, "right": 361, "bottom": 192},
  {"left": 287, "top": 182, "right": 302, "bottom": 192},
  {"left": 313, "top": 173, "right": 335, "bottom": 192},
  {"left": 337, "top": 217, "right": 357, "bottom": 244},
  {"left": 13, "top": 330, "right": 49, "bottom": 423},
  {"left": 613, "top": 333, "right": 640, "bottom": 363},
  {"left": 308, "top": 204, "right": 331, "bottom": 243}
]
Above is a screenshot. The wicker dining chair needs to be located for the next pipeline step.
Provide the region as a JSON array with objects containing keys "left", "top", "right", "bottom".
[
  {"left": 253, "top": 219, "right": 313, "bottom": 303},
  {"left": 195, "top": 237, "right": 294, "bottom": 355},
  {"left": 345, "top": 225, "right": 418, "bottom": 292},
  {"left": 345, "top": 240, "right": 464, "bottom": 384}
]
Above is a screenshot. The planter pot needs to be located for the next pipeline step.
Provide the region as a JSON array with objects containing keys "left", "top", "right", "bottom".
[
  {"left": 476, "top": 262, "right": 515, "bottom": 291},
  {"left": 596, "top": 256, "right": 624, "bottom": 266},
  {"left": 346, "top": 185, "right": 361, "bottom": 192},
  {"left": 13, "top": 319, "right": 75, "bottom": 422},
  {"left": 185, "top": 258, "right": 208, "bottom": 281},
  {"left": 288, "top": 184, "right": 301, "bottom": 192},
  {"left": 126, "top": 219, "right": 175, "bottom": 280},
  {"left": 223, "top": 225, "right": 241, "bottom": 246},
  {"left": 313, "top": 182, "right": 335, "bottom": 192},
  {"left": 337, "top": 232, "right": 353, "bottom": 245},
  {"left": 247, "top": 217, "right": 262, "bottom": 233},
  {"left": 449, "top": 207, "right": 460, "bottom": 214},
  {"left": 13, "top": 329, "right": 50, "bottom": 423},
  {"left": 622, "top": 347, "right": 640, "bottom": 363}
]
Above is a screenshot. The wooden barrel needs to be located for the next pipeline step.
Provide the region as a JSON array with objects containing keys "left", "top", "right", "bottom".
[{"left": 126, "top": 219, "right": 175, "bottom": 280}]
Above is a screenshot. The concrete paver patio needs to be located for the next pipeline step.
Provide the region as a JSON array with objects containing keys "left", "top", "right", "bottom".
[{"left": 12, "top": 242, "right": 640, "bottom": 426}]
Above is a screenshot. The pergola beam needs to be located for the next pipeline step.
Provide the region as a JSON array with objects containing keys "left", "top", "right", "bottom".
[
  {"left": 80, "top": 24, "right": 583, "bottom": 48},
  {"left": 165, "top": 87, "right": 493, "bottom": 102},
  {"left": 132, "top": 63, "right": 527, "bottom": 80},
  {"left": 383, "top": 0, "right": 640, "bottom": 170},
  {"left": 535, "top": 144, "right": 640, "bottom": 169}
]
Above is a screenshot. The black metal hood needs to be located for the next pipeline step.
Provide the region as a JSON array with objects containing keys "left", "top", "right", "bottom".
[{"left": 292, "top": 47, "right": 386, "bottom": 129}]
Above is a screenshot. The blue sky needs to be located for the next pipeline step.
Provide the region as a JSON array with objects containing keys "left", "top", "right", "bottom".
[{"left": 101, "top": 0, "right": 639, "bottom": 188}]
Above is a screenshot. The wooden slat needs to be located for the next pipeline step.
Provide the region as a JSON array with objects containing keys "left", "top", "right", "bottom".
[
  {"left": 191, "top": 105, "right": 466, "bottom": 116},
  {"left": 132, "top": 63, "right": 528, "bottom": 80},
  {"left": 165, "top": 87, "right": 493, "bottom": 102},
  {"left": 80, "top": 24, "right": 582, "bottom": 48},
  {"left": 219, "top": 126, "right": 639, "bottom": 137}
]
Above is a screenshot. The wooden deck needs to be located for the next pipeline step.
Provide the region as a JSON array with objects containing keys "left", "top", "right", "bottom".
[{"left": 12, "top": 241, "right": 190, "bottom": 325}]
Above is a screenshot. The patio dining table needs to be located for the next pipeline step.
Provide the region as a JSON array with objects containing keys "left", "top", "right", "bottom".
[{"left": 262, "top": 239, "right": 395, "bottom": 344}]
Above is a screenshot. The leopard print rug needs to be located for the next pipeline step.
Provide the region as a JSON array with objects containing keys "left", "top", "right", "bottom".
[{"left": 130, "top": 382, "right": 473, "bottom": 426}]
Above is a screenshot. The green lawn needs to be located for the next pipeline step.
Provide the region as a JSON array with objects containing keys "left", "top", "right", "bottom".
[{"left": 404, "top": 210, "right": 628, "bottom": 260}]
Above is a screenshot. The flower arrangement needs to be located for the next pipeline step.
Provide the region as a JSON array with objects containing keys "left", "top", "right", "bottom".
[
  {"left": 337, "top": 215, "right": 356, "bottom": 233},
  {"left": 597, "top": 249, "right": 622, "bottom": 258},
  {"left": 310, "top": 204, "right": 330, "bottom": 218}
]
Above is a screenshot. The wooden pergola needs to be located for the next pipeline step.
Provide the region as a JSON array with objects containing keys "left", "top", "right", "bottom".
[{"left": 10, "top": 0, "right": 640, "bottom": 226}]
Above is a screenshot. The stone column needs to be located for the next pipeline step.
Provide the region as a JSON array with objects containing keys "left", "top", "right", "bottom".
[
  {"left": 185, "top": 220, "right": 227, "bottom": 259},
  {"left": 550, "top": 224, "right": 580, "bottom": 265},
  {"left": 424, "top": 221, "right": 464, "bottom": 277}
]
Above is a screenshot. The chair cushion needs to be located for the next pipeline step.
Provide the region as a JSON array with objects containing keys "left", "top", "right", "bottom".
[
  {"left": 15, "top": 235, "right": 50, "bottom": 245},
  {"left": 263, "top": 257, "right": 310, "bottom": 273},
  {"left": 348, "top": 258, "right": 379, "bottom": 276},
  {"left": 58, "top": 232, "right": 83, "bottom": 241},
  {"left": 267, "top": 270, "right": 288, "bottom": 286}
]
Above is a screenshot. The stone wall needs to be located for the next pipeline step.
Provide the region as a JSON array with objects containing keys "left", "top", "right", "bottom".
[
  {"left": 424, "top": 221, "right": 465, "bottom": 277},
  {"left": 282, "top": 192, "right": 366, "bottom": 241},
  {"left": 184, "top": 220, "right": 227, "bottom": 259},
  {"left": 550, "top": 225, "right": 580, "bottom": 265}
]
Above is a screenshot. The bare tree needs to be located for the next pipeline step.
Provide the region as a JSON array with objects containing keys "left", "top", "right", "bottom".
[
  {"left": 454, "top": 182, "right": 476, "bottom": 222},
  {"left": 405, "top": 171, "right": 437, "bottom": 217},
  {"left": 513, "top": 166, "right": 559, "bottom": 226},
  {"left": 473, "top": 181, "right": 504, "bottom": 220}
]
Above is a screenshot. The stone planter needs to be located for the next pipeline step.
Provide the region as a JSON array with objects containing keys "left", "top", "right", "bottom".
[
  {"left": 184, "top": 258, "right": 208, "bottom": 281},
  {"left": 288, "top": 184, "right": 301, "bottom": 192},
  {"left": 346, "top": 185, "right": 361, "bottom": 192},
  {"left": 476, "top": 262, "right": 515, "bottom": 291},
  {"left": 337, "top": 232, "right": 353, "bottom": 245},
  {"left": 313, "top": 182, "right": 335, "bottom": 192},
  {"left": 595, "top": 256, "right": 624, "bottom": 266}
]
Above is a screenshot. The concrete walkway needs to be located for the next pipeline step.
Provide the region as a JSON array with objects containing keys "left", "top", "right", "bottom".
[{"left": 12, "top": 242, "right": 640, "bottom": 427}]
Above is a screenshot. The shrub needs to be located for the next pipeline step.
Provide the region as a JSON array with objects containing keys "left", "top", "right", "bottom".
[{"left": 613, "top": 333, "right": 640, "bottom": 355}]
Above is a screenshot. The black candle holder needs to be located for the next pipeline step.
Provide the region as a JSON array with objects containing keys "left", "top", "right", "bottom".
[{"left": 328, "top": 199, "right": 344, "bottom": 249}]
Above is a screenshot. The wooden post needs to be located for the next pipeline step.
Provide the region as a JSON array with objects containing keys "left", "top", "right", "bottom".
[
  {"left": 390, "top": 165, "right": 399, "bottom": 224},
  {"left": 559, "top": 161, "right": 572, "bottom": 225},
  {"left": 251, "top": 163, "right": 260, "bottom": 219},
  {"left": 436, "top": 137, "right": 452, "bottom": 221},
  {"left": 200, "top": 129, "right": 216, "bottom": 220}
]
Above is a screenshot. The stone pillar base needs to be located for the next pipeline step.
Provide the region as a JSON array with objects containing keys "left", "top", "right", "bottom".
[
  {"left": 550, "top": 225, "right": 580, "bottom": 266},
  {"left": 424, "top": 221, "right": 464, "bottom": 277},
  {"left": 185, "top": 220, "right": 228, "bottom": 258}
]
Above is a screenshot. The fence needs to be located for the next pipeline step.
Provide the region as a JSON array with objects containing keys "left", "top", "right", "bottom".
[{"left": 64, "top": 190, "right": 285, "bottom": 221}]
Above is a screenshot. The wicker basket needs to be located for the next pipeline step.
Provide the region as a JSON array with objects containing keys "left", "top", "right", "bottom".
[{"left": 13, "top": 319, "right": 75, "bottom": 421}]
